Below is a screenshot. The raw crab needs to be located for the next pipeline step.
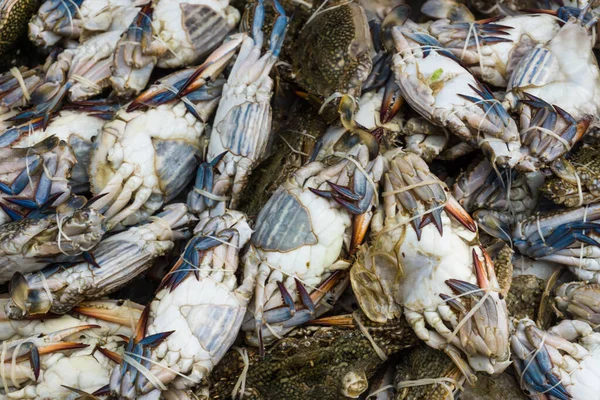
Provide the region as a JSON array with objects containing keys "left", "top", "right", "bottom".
[
  {"left": 185, "top": 0, "right": 288, "bottom": 212},
  {"left": 0, "top": 0, "right": 38, "bottom": 57},
  {"left": 0, "top": 325, "right": 126, "bottom": 399},
  {"left": 241, "top": 131, "right": 383, "bottom": 349},
  {"left": 0, "top": 198, "right": 104, "bottom": 284},
  {"left": 205, "top": 312, "right": 420, "bottom": 400},
  {"left": 0, "top": 136, "right": 77, "bottom": 224},
  {"left": 504, "top": 11, "right": 600, "bottom": 170},
  {"left": 428, "top": 14, "right": 560, "bottom": 87},
  {"left": 351, "top": 150, "right": 511, "bottom": 376},
  {"left": 512, "top": 318, "right": 600, "bottom": 400},
  {"left": 5, "top": 203, "right": 194, "bottom": 318},
  {"left": 28, "top": 0, "right": 142, "bottom": 47},
  {"left": 479, "top": 202, "right": 600, "bottom": 282},
  {"left": 0, "top": 298, "right": 143, "bottom": 341},
  {"left": 89, "top": 68, "right": 224, "bottom": 230},
  {"left": 391, "top": 6, "right": 523, "bottom": 169},
  {"left": 293, "top": 1, "right": 375, "bottom": 99},
  {"left": 0, "top": 101, "right": 118, "bottom": 194},
  {"left": 108, "top": 210, "right": 253, "bottom": 398},
  {"left": 555, "top": 281, "right": 600, "bottom": 326},
  {"left": 151, "top": 0, "right": 241, "bottom": 68}
]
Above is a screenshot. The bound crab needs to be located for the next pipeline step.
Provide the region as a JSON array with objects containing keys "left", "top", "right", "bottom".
[
  {"left": 427, "top": 13, "right": 561, "bottom": 87},
  {"left": 5, "top": 203, "right": 194, "bottom": 318},
  {"left": 351, "top": 150, "right": 511, "bottom": 377},
  {"left": 241, "top": 126, "right": 383, "bottom": 350},
  {"left": 512, "top": 318, "right": 600, "bottom": 400},
  {"left": 29, "top": 0, "right": 143, "bottom": 47},
  {"left": 0, "top": 135, "right": 78, "bottom": 225},
  {"left": 390, "top": 5, "right": 523, "bottom": 170},
  {"left": 479, "top": 202, "right": 600, "bottom": 282},
  {"left": 503, "top": 8, "right": 600, "bottom": 170},
  {"left": 185, "top": 0, "right": 288, "bottom": 213},
  {"left": 0, "top": 196, "right": 105, "bottom": 284},
  {"left": 0, "top": 298, "right": 144, "bottom": 342},
  {"left": 0, "top": 100, "right": 119, "bottom": 194},
  {"left": 293, "top": 0, "right": 375, "bottom": 101},
  {"left": 89, "top": 63, "right": 227, "bottom": 230},
  {"left": 555, "top": 281, "right": 600, "bottom": 326},
  {"left": 108, "top": 210, "right": 253, "bottom": 398}
]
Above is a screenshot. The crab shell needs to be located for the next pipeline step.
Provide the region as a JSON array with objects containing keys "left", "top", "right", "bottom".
[
  {"left": 152, "top": 0, "right": 240, "bottom": 68},
  {"left": 89, "top": 97, "right": 217, "bottom": 229},
  {"left": 293, "top": 2, "right": 375, "bottom": 98},
  {"left": 391, "top": 25, "right": 523, "bottom": 169},
  {"left": 351, "top": 150, "right": 510, "bottom": 375}
]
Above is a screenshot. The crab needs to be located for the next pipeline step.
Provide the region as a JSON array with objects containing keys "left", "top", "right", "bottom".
[
  {"left": 503, "top": 11, "right": 600, "bottom": 170},
  {"left": 0, "top": 135, "right": 79, "bottom": 224},
  {"left": 184, "top": 0, "right": 288, "bottom": 213},
  {"left": 0, "top": 322, "right": 133, "bottom": 399},
  {"left": 204, "top": 312, "right": 420, "bottom": 400},
  {"left": 554, "top": 281, "right": 600, "bottom": 327},
  {"left": 89, "top": 66, "right": 225, "bottom": 230},
  {"left": 293, "top": 0, "right": 375, "bottom": 100},
  {"left": 427, "top": 13, "right": 561, "bottom": 87},
  {"left": 0, "top": 101, "right": 119, "bottom": 194},
  {"left": 351, "top": 150, "right": 511, "bottom": 376},
  {"left": 0, "top": 66, "right": 44, "bottom": 116},
  {"left": 151, "top": 0, "right": 241, "bottom": 69},
  {"left": 391, "top": 6, "right": 523, "bottom": 170},
  {"left": 0, "top": 298, "right": 143, "bottom": 341},
  {"left": 5, "top": 203, "right": 194, "bottom": 318},
  {"left": 542, "top": 145, "right": 600, "bottom": 207},
  {"left": 478, "top": 202, "right": 600, "bottom": 282},
  {"left": 28, "top": 0, "right": 143, "bottom": 47},
  {"left": 511, "top": 318, "right": 600, "bottom": 400},
  {"left": 10, "top": 29, "right": 127, "bottom": 124},
  {"left": 0, "top": 197, "right": 105, "bottom": 284},
  {"left": 108, "top": 210, "right": 253, "bottom": 398},
  {"left": 240, "top": 129, "right": 383, "bottom": 350},
  {"left": 401, "top": 117, "right": 450, "bottom": 163}
]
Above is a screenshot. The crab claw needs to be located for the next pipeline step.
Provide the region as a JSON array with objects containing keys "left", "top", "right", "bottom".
[
  {"left": 380, "top": 76, "right": 403, "bottom": 124},
  {"left": 445, "top": 197, "right": 477, "bottom": 232},
  {"left": 177, "top": 34, "right": 246, "bottom": 98},
  {"left": 187, "top": 152, "right": 227, "bottom": 213},
  {"left": 72, "top": 300, "right": 144, "bottom": 327}
]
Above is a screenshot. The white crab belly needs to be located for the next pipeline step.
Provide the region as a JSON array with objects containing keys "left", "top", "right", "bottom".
[
  {"left": 154, "top": 0, "right": 239, "bottom": 68},
  {"left": 396, "top": 214, "right": 477, "bottom": 311},
  {"left": 253, "top": 188, "right": 350, "bottom": 284},
  {"left": 148, "top": 277, "right": 246, "bottom": 382}
]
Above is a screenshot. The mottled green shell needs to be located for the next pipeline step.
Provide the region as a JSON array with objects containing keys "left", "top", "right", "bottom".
[
  {"left": 0, "top": 0, "right": 38, "bottom": 56},
  {"left": 204, "top": 315, "right": 418, "bottom": 399},
  {"left": 543, "top": 146, "right": 600, "bottom": 207},
  {"left": 293, "top": 2, "right": 373, "bottom": 98}
]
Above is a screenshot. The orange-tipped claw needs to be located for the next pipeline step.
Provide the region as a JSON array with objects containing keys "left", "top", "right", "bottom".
[
  {"left": 35, "top": 342, "right": 89, "bottom": 358},
  {"left": 133, "top": 306, "right": 150, "bottom": 343},
  {"left": 72, "top": 301, "right": 143, "bottom": 327},
  {"left": 97, "top": 347, "right": 123, "bottom": 364},
  {"left": 309, "top": 270, "right": 348, "bottom": 305},
  {"left": 351, "top": 212, "right": 372, "bottom": 252},
  {"left": 380, "top": 79, "right": 403, "bottom": 124},
  {"left": 445, "top": 196, "right": 477, "bottom": 232},
  {"left": 178, "top": 34, "right": 245, "bottom": 97},
  {"left": 472, "top": 248, "right": 490, "bottom": 289}
]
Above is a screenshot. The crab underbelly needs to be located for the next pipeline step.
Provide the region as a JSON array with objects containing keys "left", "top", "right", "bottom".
[
  {"left": 149, "top": 278, "right": 245, "bottom": 367},
  {"left": 397, "top": 221, "right": 476, "bottom": 311},
  {"left": 253, "top": 188, "right": 350, "bottom": 282}
]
